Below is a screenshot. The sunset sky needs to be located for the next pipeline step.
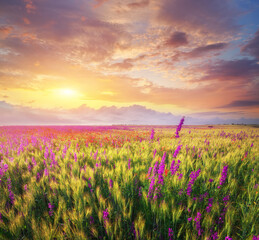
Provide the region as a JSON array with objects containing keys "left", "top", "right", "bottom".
[{"left": 0, "top": 0, "right": 259, "bottom": 125}]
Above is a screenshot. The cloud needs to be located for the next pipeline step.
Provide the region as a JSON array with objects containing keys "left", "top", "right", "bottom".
[
  {"left": 184, "top": 43, "right": 228, "bottom": 58},
  {"left": 242, "top": 28, "right": 259, "bottom": 60},
  {"left": 94, "top": 0, "right": 109, "bottom": 8},
  {"left": 0, "top": 26, "right": 13, "bottom": 39},
  {"left": 127, "top": 0, "right": 149, "bottom": 9},
  {"left": 171, "top": 42, "right": 228, "bottom": 61},
  {"left": 157, "top": 0, "right": 239, "bottom": 35},
  {"left": 104, "top": 54, "right": 147, "bottom": 71},
  {"left": 193, "top": 58, "right": 259, "bottom": 83},
  {"left": 1, "top": 101, "right": 258, "bottom": 125},
  {"left": 165, "top": 31, "right": 188, "bottom": 48},
  {"left": 219, "top": 100, "right": 259, "bottom": 108}
]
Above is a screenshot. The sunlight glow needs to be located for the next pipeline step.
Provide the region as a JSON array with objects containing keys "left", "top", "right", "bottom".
[{"left": 57, "top": 88, "right": 77, "bottom": 97}]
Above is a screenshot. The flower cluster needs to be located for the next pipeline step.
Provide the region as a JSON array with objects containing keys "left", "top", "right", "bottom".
[
  {"left": 206, "top": 198, "right": 213, "bottom": 213},
  {"left": 109, "top": 179, "right": 113, "bottom": 188},
  {"left": 150, "top": 128, "right": 155, "bottom": 140},
  {"left": 48, "top": 203, "right": 54, "bottom": 216},
  {"left": 168, "top": 228, "right": 174, "bottom": 240},
  {"left": 173, "top": 145, "right": 182, "bottom": 158},
  {"left": 175, "top": 117, "right": 185, "bottom": 138},
  {"left": 170, "top": 159, "right": 181, "bottom": 176},
  {"left": 194, "top": 212, "right": 203, "bottom": 236},
  {"left": 186, "top": 169, "right": 201, "bottom": 196},
  {"left": 0, "top": 163, "right": 8, "bottom": 183},
  {"left": 103, "top": 208, "right": 109, "bottom": 225},
  {"left": 153, "top": 152, "right": 166, "bottom": 199},
  {"left": 147, "top": 177, "right": 155, "bottom": 200},
  {"left": 128, "top": 158, "right": 131, "bottom": 169},
  {"left": 218, "top": 165, "right": 228, "bottom": 188},
  {"left": 7, "top": 177, "right": 15, "bottom": 205}
]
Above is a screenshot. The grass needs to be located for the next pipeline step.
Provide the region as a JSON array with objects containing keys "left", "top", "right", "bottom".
[{"left": 0, "top": 125, "right": 258, "bottom": 239}]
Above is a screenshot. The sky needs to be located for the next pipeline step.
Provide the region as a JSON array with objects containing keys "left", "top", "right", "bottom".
[{"left": 0, "top": 0, "right": 259, "bottom": 125}]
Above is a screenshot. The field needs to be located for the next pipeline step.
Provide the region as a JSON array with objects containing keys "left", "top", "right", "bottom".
[{"left": 0, "top": 124, "right": 258, "bottom": 240}]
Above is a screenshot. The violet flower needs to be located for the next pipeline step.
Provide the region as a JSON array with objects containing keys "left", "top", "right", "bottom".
[
  {"left": 173, "top": 145, "right": 182, "bottom": 158},
  {"left": 153, "top": 149, "right": 157, "bottom": 158},
  {"left": 168, "top": 228, "right": 174, "bottom": 240},
  {"left": 150, "top": 128, "right": 155, "bottom": 140},
  {"left": 128, "top": 158, "right": 131, "bottom": 169},
  {"left": 147, "top": 177, "right": 155, "bottom": 200},
  {"left": 218, "top": 165, "right": 228, "bottom": 188},
  {"left": 175, "top": 117, "right": 185, "bottom": 138},
  {"left": 206, "top": 198, "right": 213, "bottom": 213},
  {"left": 109, "top": 179, "right": 113, "bottom": 188},
  {"left": 7, "top": 177, "right": 15, "bottom": 205},
  {"left": 194, "top": 212, "right": 203, "bottom": 236},
  {"left": 170, "top": 160, "right": 180, "bottom": 176},
  {"left": 103, "top": 208, "right": 109, "bottom": 225},
  {"left": 48, "top": 202, "right": 54, "bottom": 216},
  {"left": 186, "top": 169, "right": 201, "bottom": 196}
]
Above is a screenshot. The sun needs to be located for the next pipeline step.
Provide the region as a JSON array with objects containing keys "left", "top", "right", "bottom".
[{"left": 57, "top": 88, "right": 77, "bottom": 97}]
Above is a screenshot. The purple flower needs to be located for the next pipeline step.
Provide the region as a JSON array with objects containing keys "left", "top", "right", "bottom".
[
  {"left": 168, "top": 228, "right": 174, "bottom": 240},
  {"left": 90, "top": 216, "right": 94, "bottom": 224},
  {"left": 152, "top": 161, "right": 159, "bottom": 177},
  {"left": 225, "top": 237, "right": 232, "bottom": 240},
  {"left": 209, "top": 178, "right": 213, "bottom": 183},
  {"left": 194, "top": 212, "right": 203, "bottom": 236},
  {"left": 210, "top": 232, "right": 219, "bottom": 239},
  {"left": 188, "top": 217, "right": 192, "bottom": 222},
  {"left": 44, "top": 168, "right": 49, "bottom": 176},
  {"left": 103, "top": 208, "right": 109, "bottom": 224},
  {"left": 153, "top": 149, "right": 157, "bottom": 158},
  {"left": 173, "top": 145, "right": 182, "bottom": 158},
  {"left": 170, "top": 159, "right": 181, "bottom": 176},
  {"left": 251, "top": 143, "right": 254, "bottom": 147},
  {"left": 218, "top": 165, "right": 228, "bottom": 188},
  {"left": 48, "top": 203, "right": 54, "bottom": 216},
  {"left": 253, "top": 235, "right": 259, "bottom": 240},
  {"left": 7, "top": 178, "right": 15, "bottom": 205},
  {"left": 186, "top": 169, "right": 201, "bottom": 196},
  {"left": 24, "top": 184, "right": 27, "bottom": 191},
  {"left": 150, "top": 128, "right": 155, "bottom": 140},
  {"left": 206, "top": 198, "right": 213, "bottom": 213},
  {"left": 128, "top": 158, "right": 131, "bottom": 169},
  {"left": 147, "top": 177, "right": 155, "bottom": 200},
  {"left": 109, "top": 179, "right": 113, "bottom": 188},
  {"left": 74, "top": 152, "right": 77, "bottom": 162},
  {"left": 175, "top": 117, "right": 185, "bottom": 138},
  {"left": 153, "top": 152, "right": 166, "bottom": 199},
  {"left": 223, "top": 195, "right": 230, "bottom": 206}
]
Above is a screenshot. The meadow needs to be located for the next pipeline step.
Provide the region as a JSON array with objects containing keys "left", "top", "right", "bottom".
[{"left": 0, "top": 122, "right": 258, "bottom": 240}]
